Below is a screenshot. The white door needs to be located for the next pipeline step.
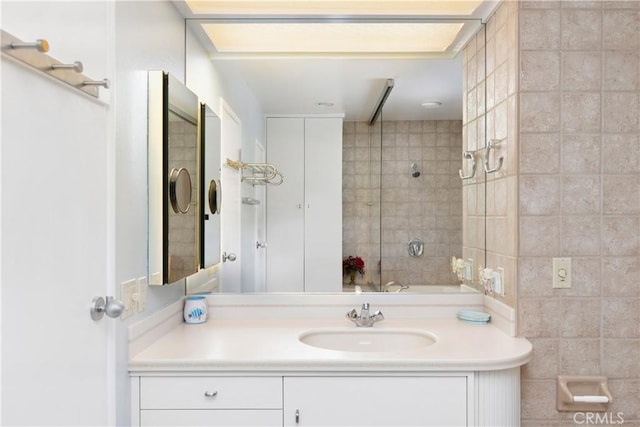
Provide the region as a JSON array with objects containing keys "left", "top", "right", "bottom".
[
  {"left": 219, "top": 101, "right": 242, "bottom": 292},
  {"left": 1, "top": 2, "right": 114, "bottom": 425},
  {"left": 254, "top": 140, "right": 267, "bottom": 292},
  {"left": 304, "top": 118, "right": 342, "bottom": 292},
  {"left": 265, "top": 117, "right": 305, "bottom": 292}
]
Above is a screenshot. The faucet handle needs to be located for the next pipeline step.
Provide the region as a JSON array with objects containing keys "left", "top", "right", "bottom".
[
  {"left": 371, "top": 310, "right": 384, "bottom": 322},
  {"left": 346, "top": 308, "right": 358, "bottom": 320}
]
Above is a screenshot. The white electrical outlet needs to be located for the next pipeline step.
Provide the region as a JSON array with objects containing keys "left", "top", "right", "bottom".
[
  {"left": 120, "top": 279, "right": 138, "bottom": 320},
  {"left": 553, "top": 257, "right": 572, "bottom": 288},
  {"left": 136, "top": 276, "right": 148, "bottom": 313},
  {"left": 495, "top": 267, "right": 505, "bottom": 296}
]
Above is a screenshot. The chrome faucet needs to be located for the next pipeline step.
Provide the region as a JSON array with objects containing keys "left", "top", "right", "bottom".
[{"left": 346, "top": 303, "right": 384, "bottom": 327}]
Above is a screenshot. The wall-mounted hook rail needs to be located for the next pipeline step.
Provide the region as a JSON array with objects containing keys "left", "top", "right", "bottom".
[
  {"left": 459, "top": 151, "right": 477, "bottom": 180},
  {"left": 484, "top": 139, "right": 504, "bottom": 174},
  {"left": 51, "top": 61, "right": 83, "bottom": 73},
  {"left": 1, "top": 29, "right": 108, "bottom": 98},
  {"left": 10, "top": 38, "right": 49, "bottom": 52},
  {"left": 83, "top": 78, "right": 110, "bottom": 89}
]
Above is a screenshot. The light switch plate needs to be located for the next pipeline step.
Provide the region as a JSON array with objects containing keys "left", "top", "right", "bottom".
[
  {"left": 136, "top": 276, "right": 147, "bottom": 313},
  {"left": 553, "top": 257, "right": 572, "bottom": 288},
  {"left": 120, "top": 279, "right": 137, "bottom": 319}
]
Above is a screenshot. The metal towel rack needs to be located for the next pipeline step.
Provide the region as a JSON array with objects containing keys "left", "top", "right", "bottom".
[
  {"left": 459, "top": 150, "right": 477, "bottom": 180},
  {"left": 226, "top": 158, "right": 284, "bottom": 186},
  {"left": 459, "top": 139, "right": 505, "bottom": 180},
  {"left": 484, "top": 138, "right": 504, "bottom": 174},
  {"left": 1, "top": 29, "right": 109, "bottom": 98}
]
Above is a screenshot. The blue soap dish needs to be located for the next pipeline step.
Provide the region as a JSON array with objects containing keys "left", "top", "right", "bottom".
[{"left": 457, "top": 310, "right": 491, "bottom": 323}]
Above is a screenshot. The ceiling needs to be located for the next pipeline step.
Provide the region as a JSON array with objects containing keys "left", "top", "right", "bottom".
[{"left": 174, "top": 1, "right": 500, "bottom": 122}]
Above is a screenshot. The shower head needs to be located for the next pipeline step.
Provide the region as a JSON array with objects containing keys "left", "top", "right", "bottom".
[{"left": 411, "top": 163, "right": 421, "bottom": 178}]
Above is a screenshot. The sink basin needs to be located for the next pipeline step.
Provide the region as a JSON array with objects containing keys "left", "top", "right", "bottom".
[{"left": 298, "top": 329, "right": 436, "bottom": 353}]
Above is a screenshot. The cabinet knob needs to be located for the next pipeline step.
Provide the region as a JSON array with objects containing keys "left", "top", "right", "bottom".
[{"left": 204, "top": 390, "right": 218, "bottom": 398}]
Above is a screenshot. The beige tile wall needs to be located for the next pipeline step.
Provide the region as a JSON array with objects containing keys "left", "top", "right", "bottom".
[
  {"left": 518, "top": 1, "right": 640, "bottom": 424},
  {"left": 462, "top": 25, "right": 487, "bottom": 290},
  {"left": 168, "top": 116, "right": 199, "bottom": 282},
  {"left": 465, "top": 1, "right": 640, "bottom": 424},
  {"left": 463, "top": 1, "right": 520, "bottom": 306},
  {"left": 343, "top": 120, "right": 463, "bottom": 288}
]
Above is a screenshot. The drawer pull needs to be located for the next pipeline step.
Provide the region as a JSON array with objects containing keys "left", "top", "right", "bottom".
[
  {"left": 295, "top": 409, "right": 300, "bottom": 424},
  {"left": 204, "top": 390, "right": 218, "bottom": 398}
]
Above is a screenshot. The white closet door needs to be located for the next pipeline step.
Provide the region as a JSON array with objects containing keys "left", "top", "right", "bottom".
[
  {"left": 304, "top": 118, "right": 342, "bottom": 292},
  {"left": 266, "top": 117, "right": 305, "bottom": 292},
  {"left": 220, "top": 102, "right": 242, "bottom": 292}
]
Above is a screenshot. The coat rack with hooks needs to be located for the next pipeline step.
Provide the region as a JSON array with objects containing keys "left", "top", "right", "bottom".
[
  {"left": 226, "top": 158, "right": 284, "bottom": 186},
  {"left": 1, "top": 29, "right": 109, "bottom": 98}
]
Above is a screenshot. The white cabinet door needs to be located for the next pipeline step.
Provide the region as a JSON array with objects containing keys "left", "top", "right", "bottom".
[
  {"left": 284, "top": 376, "right": 468, "bottom": 426},
  {"left": 266, "top": 116, "right": 342, "bottom": 292},
  {"left": 304, "top": 118, "right": 342, "bottom": 292},
  {"left": 266, "top": 117, "right": 305, "bottom": 292}
]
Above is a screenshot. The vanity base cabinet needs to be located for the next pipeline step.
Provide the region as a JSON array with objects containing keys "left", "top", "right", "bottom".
[
  {"left": 132, "top": 370, "right": 521, "bottom": 426},
  {"left": 135, "top": 376, "right": 283, "bottom": 427},
  {"left": 283, "top": 376, "right": 468, "bottom": 426}
]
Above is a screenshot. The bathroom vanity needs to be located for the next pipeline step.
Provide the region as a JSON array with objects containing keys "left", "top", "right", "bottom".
[{"left": 129, "top": 293, "right": 531, "bottom": 426}]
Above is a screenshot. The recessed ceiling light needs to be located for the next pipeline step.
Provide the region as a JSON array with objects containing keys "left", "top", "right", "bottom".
[
  {"left": 202, "top": 22, "right": 464, "bottom": 54},
  {"left": 421, "top": 101, "right": 442, "bottom": 108},
  {"left": 186, "top": 1, "right": 484, "bottom": 16},
  {"left": 316, "top": 102, "right": 335, "bottom": 107}
]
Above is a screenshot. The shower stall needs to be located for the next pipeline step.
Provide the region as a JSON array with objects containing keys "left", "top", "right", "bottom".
[{"left": 342, "top": 80, "right": 464, "bottom": 292}]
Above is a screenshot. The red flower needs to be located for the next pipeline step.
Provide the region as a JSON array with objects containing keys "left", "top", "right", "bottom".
[{"left": 343, "top": 256, "right": 365, "bottom": 275}]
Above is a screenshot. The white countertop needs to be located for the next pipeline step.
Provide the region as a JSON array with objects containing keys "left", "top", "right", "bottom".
[{"left": 129, "top": 316, "right": 532, "bottom": 374}]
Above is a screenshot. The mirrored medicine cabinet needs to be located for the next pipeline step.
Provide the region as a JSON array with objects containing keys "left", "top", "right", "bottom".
[{"left": 148, "top": 71, "right": 221, "bottom": 286}]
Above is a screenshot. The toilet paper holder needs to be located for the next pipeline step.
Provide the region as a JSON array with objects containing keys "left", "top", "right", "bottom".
[{"left": 557, "top": 375, "right": 613, "bottom": 411}]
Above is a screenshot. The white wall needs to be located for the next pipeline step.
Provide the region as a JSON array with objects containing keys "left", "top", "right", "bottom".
[
  {"left": 116, "top": 3, "right": 266, "bottom": 423},
  {"left": 185, "top": 29, "right": 266, "bottom": 293},
  {"left": 113, "top": 2, "right": 188, "bottom": 424},
  {"left": 1, "top": 1, "right": 266, "bottom": 423}
]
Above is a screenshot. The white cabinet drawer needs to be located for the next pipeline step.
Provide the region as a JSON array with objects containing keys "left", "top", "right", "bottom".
[
  {"left": 140, "top": 376, "right": 282, "bottom": 409},
  {"left": 140, "top": 409, "right": 282, "bottom": 427}
]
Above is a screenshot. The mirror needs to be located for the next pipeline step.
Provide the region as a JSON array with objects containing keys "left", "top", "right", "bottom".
[
  {"left": 344, "top": 115, "right": 464, "bottom": 293},
  {"left": 148, "top": 71, "right": 200, "bottom": 285},
  {"left": 181, "top": 19, "right": 488, "bottom": 294},
  {"left": 200, "top": 103, "right": 222, "bottom": 269}
]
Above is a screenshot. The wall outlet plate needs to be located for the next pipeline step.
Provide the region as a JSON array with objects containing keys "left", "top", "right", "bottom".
[
  {"left": 553, "top": 257, "right": 572, "bottom": 288},
  {"left": 495, "top": 267, "right": 505, "bottom": 296}
]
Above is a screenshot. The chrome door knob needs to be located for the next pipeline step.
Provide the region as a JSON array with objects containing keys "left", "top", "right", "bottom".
[
  {"left": 222, "top": 252, "right": 237, "bottom": 262},
  {"left": 90, "top": 296, "right": 125, "bottom": 321}
]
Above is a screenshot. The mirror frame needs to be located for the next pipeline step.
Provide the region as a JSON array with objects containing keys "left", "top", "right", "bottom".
[
  {"left": 200, "top": 102, "right": 222, "bottom": 269},
  {"left": 148, "top": 71, "right": 201, "bottom": 285}
]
